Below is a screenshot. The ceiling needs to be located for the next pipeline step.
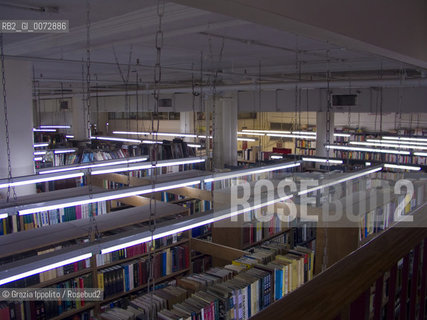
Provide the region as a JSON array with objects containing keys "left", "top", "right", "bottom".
[{"left": 0, "top": 0, "right": 422, "bottom": 96}]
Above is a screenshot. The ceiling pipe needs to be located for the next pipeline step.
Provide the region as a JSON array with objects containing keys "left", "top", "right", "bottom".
[{"left": 39, "top": 78, "right": 427, "bottom": 100}]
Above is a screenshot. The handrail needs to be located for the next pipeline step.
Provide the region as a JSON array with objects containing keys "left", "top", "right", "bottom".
[{"left": 251, "top": 201, "right": 427, "bottom": 320}]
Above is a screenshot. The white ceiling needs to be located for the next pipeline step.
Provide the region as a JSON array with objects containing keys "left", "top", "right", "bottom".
[{"left": 0, "top": 0, "right": 420, "bottom": 95}]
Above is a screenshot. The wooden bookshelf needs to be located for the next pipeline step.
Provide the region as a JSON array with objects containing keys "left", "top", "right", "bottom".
[{"left": 50, "top": 303, "right": 96, "bottom": 320}]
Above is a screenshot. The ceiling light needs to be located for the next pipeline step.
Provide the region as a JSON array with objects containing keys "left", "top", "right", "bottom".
[
  {"left": 298, "top": 166, "right": 382, "bottom": 195},
  {"left": 237, "top": 131, "right": 265, "bottom": 136},
  {"left": 267, "top": 133, "right": 317, "bottom": 140},
  {"left": 65, "top": 135, "right": 74, "bottom": 139},
  {"left": 414, "top": 152, "right": 427, "bottom": 157},
  {"left": 237, "top": 137, "right": 256, "bottom": 142},
  {"left": 383, "top": 136, "right": 427, "bottom": 142},
  {"left": 33, "top": 157, "right": 43, "bottom": 161},
  {"left": 292, "top": 131, "right": 316, "bottom": 135},
  {"left": 349, "top": 141, "right": 427, "bottom": 150},
  {"left": 367, "top": 139, "right": 427, "bottom": 147},
  {"left": 197, "top": 135, "right": 213, "bottom": 139},
  {"left": 33, "top": 128, "right": 56, "bottom": 132},
  {"left": 38, "top": 156, "right": 148, "bottom": 175},
  {"left": 384, "top": 164, "right": 421, "bottom": 171},
  {"left": 92, "top": 136, "right": 142, "bottom": 143},
  {"left": 0, "top": 172, "right": 84, "bottom": 190},
  {"left": 34, "top": 151, "right": 47, "bottom": 155},
  {"left": 54, "top": 149, "right": 76, "bottom": 154},
  {"left": 188, "top": 144, "right": 201, "bottom": 148},
  {"left": 325, "top": 145, "right": 410, "bottom": 155},
  {"left": 204, "top": 162, "right": 300, "bottom": 183},
  {"left": 142, "top": 140, "right": 163, "bottom": 144},
  {"left": 302, "top": 157, "right": 343, "bottom": 164},
  {"left": 0, "top": 214, "right": 7, "bottom": 220},
  {"left": 242, "top": 129, "right": 291, "bottom": 134},
  {"left": 39, "top": 125, "right": 71, "bottom": 129},
  {"left": 0, "top": 253, "right": 92, "bottom": 286},
  {"left": 366, "top": 162, "right": 372, "bottom": 166},
  {"left": 334, "top": 133, "right": 351, "bottom": 137},
  {"left": 270, "top": 155, "right": 283, "bottom": 159},
  {"left": 33, "top": 143, "right": 49, "bottom": 148}
]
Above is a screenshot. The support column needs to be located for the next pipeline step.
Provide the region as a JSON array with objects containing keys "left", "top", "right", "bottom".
[
  {"left": 72, "top": 94, "right": 89, "bottom": 140},
  {"left": 0, "top": 60, "right": 35, "bottom": 196},
  {"left": 316, "top": 111, "right": 334, "bottom": 157},
  {"left": 213, "top": 94, "right": 238, "bottom": 169},
  {"left": 180, "top": 112, "right": 195, "bottom": 142}
]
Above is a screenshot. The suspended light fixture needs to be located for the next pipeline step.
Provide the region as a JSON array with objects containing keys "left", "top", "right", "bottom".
[
  {"left": 367, "top": 139, "right": 427, "bottom": 147},
  {"left": 383, "top": 136, "right": 427, "bottom": 143},
  {"left": 302, "top": 157, "right": 343, "bottom": 164},
  {"left": 384, "top": 164, "right": 421, "bottom": 171},
  {"left": 33, "top": 128, "right": 56, "bottom": 132},
  {"left": 33, "top": 143, "right": 49, "bottom": 148},
  {"left": 349, "top": 141, "right": 427, "bottom": 150},
  {"left": 0, "top": 172, "right": 84, "bottom": 190},
  {"left": 267, "top": 133, "right": 317, "bottom": 140},
  {"left": 238, "top": 131, "right": 265, "bottom": 136},
  {"left": 91, "top": 136, "right": 141, "bottom": 143},
  {"left": 237, "top": 137, "right": 256, "bottom": 142},
  {"left": 39, "top": 125, "right": 71, "bottom": 129},
  {"left": 325, "top": 145, "right": 410, "bottom": 155}
]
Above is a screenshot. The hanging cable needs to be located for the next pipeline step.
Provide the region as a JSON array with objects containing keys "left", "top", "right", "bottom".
[{"left": 0, "top": 34, "right": 17, "bottom": 202}]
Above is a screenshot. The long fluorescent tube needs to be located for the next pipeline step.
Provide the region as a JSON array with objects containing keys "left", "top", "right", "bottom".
[
  {"left": 142, "top": 140, "right": 163, "bottom": 144},
  {"left": 384, "top": 164, "right": 421, "bottom": 171},
  {"left": 0, "top": 172, "right": 84, "bottom": 189},
  {"left": 54, "top": 149, "right": 76, "bottom": 154},
  {"left": 302, "top": 157, "right": 343, "bottom": 164},
  {"left": 38, "top": 156, "right": 148, "bottom": 175},
  {"left": 267, "top": 133, "right": 317, "bottom": 140},
  {"left": 92, "top": 136, "right": 142, "bottom": 143},
  {"left": 101, "top": 194, "right": 294, "bottom": 254},
  {"left": 0, "top": 213, "right": 7, "bottom": 219},
  {"left": 188, "top": 144, "right": 201, "bottom": 148},
  {"left": 383, "top": 136, "right": 427, "bottom": 142},
  {"left": 204, "top": 162, "right": 300, "bottom": 183},
  {"left": 349, "top": 141, "right": 427, "bottom": 150},
  {"left": 242, "top": 129, "right": 290, "bottom": 134},
  {"left": 34, "top": 151, "right": 47, "bottom": 155},
  {"left": 197, "top": 135, "right": 213, "bottom": 139},
  {"left": 271, "top": 155, "right": 283, "bottom": 159},
  {"left": 366, "top": 162, "right": 372, "bottom": 166},
  {"left": 298, "top": 166, "right": 383, "bottom": 196},
  {"left": 33, "top": 143, "right": 49, "bottom": 148},
  {"left": 33, "top": 157, "right": 43, "bottom": 161},
  {"left": 237, "top": 137, "right": 256, "bottom": 142},
  {"left": 33, "top": 128, "right": 56, "bottom": 132},
  {"left": 0, "top": 253, "right": 92, "bottom": 286},
  {"left": 325, "top": 145, "right": 410, "bottom": 155},
  {"left": 367, "top": 139, "right": 427, "bottom": 147},
  {"left": 39, "top": 125, "right": 71, "bottom": 129},
  {"left": 292, "top": 131, "right": 316, "bottom": 135},
  {"left": 334, "top": 133, "right": 351, "bottom": 137},
  {"left": 238, "top": 131, "right": 265, "bottom": 136},
  {"left": 16, "top": 179, "right": 202, "bottom": 216},
  {"left": 414, "top": 152, "right": 427, "bottom": 157},
  {"left": 66, "top": 135, "right": 74, "bottom": 139},
  {"left": 113, "top": 131, "right": 198, "bottom": 138},
  {"left": 91, "top": 158, "right": 206, "bottom": 175}
]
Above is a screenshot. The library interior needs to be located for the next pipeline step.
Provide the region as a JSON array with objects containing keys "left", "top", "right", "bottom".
[{"left": 0, "top": 1, "right": 427, "bottom": 319}]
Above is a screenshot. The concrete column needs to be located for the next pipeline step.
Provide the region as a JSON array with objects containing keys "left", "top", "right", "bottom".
[
  {"left": 213, "top": 94, "right": 238, "bottom": 169},
  {"left": 316, "top": 111, "right": 335, "bottom": 157},
  {"left": 0, "top": 60, "right": 35, "bottom": 196},
  {"left": 72, "top": 94, "right": 89, "bottom": 140},
  {"left": 180, "top": 112, "right": 195, "bottom": 142}
]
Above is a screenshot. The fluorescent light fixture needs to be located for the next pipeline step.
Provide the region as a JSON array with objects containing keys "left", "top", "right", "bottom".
[
  {"left": 367, "top": 139, "right": 427, "bottom": 147},
  {"left": 92, "top": 136, "right": 142, "bottom": 143},
  {"left": 113, "top": 130, "right": 150, "bottom": 135},
  {"left": 66, "top": 135, "right": 74, "bottom": 139},
  {"left": 38, "top": 156, "right": 148, "bottom": 175},
  {"left": 91, "top": 158, "right": 206, "bottom": 175},
  {"left": 384, "top": 164, "right": 421, "bottom": 171},
  {"left": 242, "top": 129, "right": 291, "bottom": 134},
  {"left": 237, "top": 137, "right": 256, "bottom": 142},
  {"left": 34, "top": 151, "right": 47, "bottom": 155},
  {"left": 325, "top": 145, "right": 410, "bottom": 155},
  {"left": 267, "top": 133, "right": 317, "bottom": 140},
  {"left": 17, "top": 179, "right": 202, "bottom": 216},
  {"left": 0, "top": 172, "right": 84, "bottom": 189},
  {"left": 414, "top": 152, "right": 427, "bottom": 157},
  {"left": 33, "top": 157, "right": 43, "bottom": 161},
  {"left": 142, "top": 140, "right": 163, "bottom": 144},
  {"left": 54, "top": 149, "right": 76, "bottom": 154},
  {"left": 298, "top": 166, "right": 383, "bottom": 196},
  {"left": 204, "top": 162, "right": 300, "bottom": 183},
  {"left": 349, "top": 141, "right": 427, "bottom": 150},
  {"left": 39, "top": 125, "right": 71, "bottom": 129},
  {"left": 197, "top": 135, "right": 213, "bottom": 139},
  {"left": 33, "top": 143, "right": 49, "bottom": 148},
  {"left": 0, "top": 213, "right": 7, "bottom": 219},
  {"left": 292, "top": 131, "right": 316, "bottom": 135},
  {"left": 188, "top": 144, "right": 201, "bottom": 148},
  {"left": 334, "top": 133, "right": 351, "bottom": 137},
  {"left": 0, "top": 253, "right": 92, "bottom": 286},
  {"left": 270, "top": 155, "right": 283, "bottom": 159},
  {"left": 383, "top": 136, "right": 427, "bottom": 142},
  {"left": 101, "top": 194, "right": 294, "bottom": 254},
  {"left": 238, "top": 131, "right": 265, "bottom": 136},
  {"left": 33, "top": 128, "right": 56, "bottom": 132},
  {"left": 302, "top": 157, "right": 343, "bottom": 164},
  {"left": 366, "top": 162, "right": 372, "bottom": 166},
  {"left": 113, "top": 131, "right": 198, "bottom": 138}
]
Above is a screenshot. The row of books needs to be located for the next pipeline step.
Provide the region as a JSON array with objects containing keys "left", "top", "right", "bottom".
[
  {"left": 96, "top": 233, "right": 185, "bottom": 267},
  {"left": 0, "top": 274, "right": 93, "bottom": 319},
  {"left": 333, "top": 150, "right": 413, "bottom": 163},
  {"left": 100, "top": 240, "right": 314, "bottom": 320},
  {"left": 296, "top": 148, "right": 315, "bottom": 156},
  {"left": 296, "top": 140, "right": 316, "bottom": 149},
  {"left": 242, "top": 213, "right": 290, "bottom": 248},
  {"left": 98, "top": 245, "right": 190, "bottom": 298},
  {"left": 0, "top": 201, "right": 107, "bottom": 235}
]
